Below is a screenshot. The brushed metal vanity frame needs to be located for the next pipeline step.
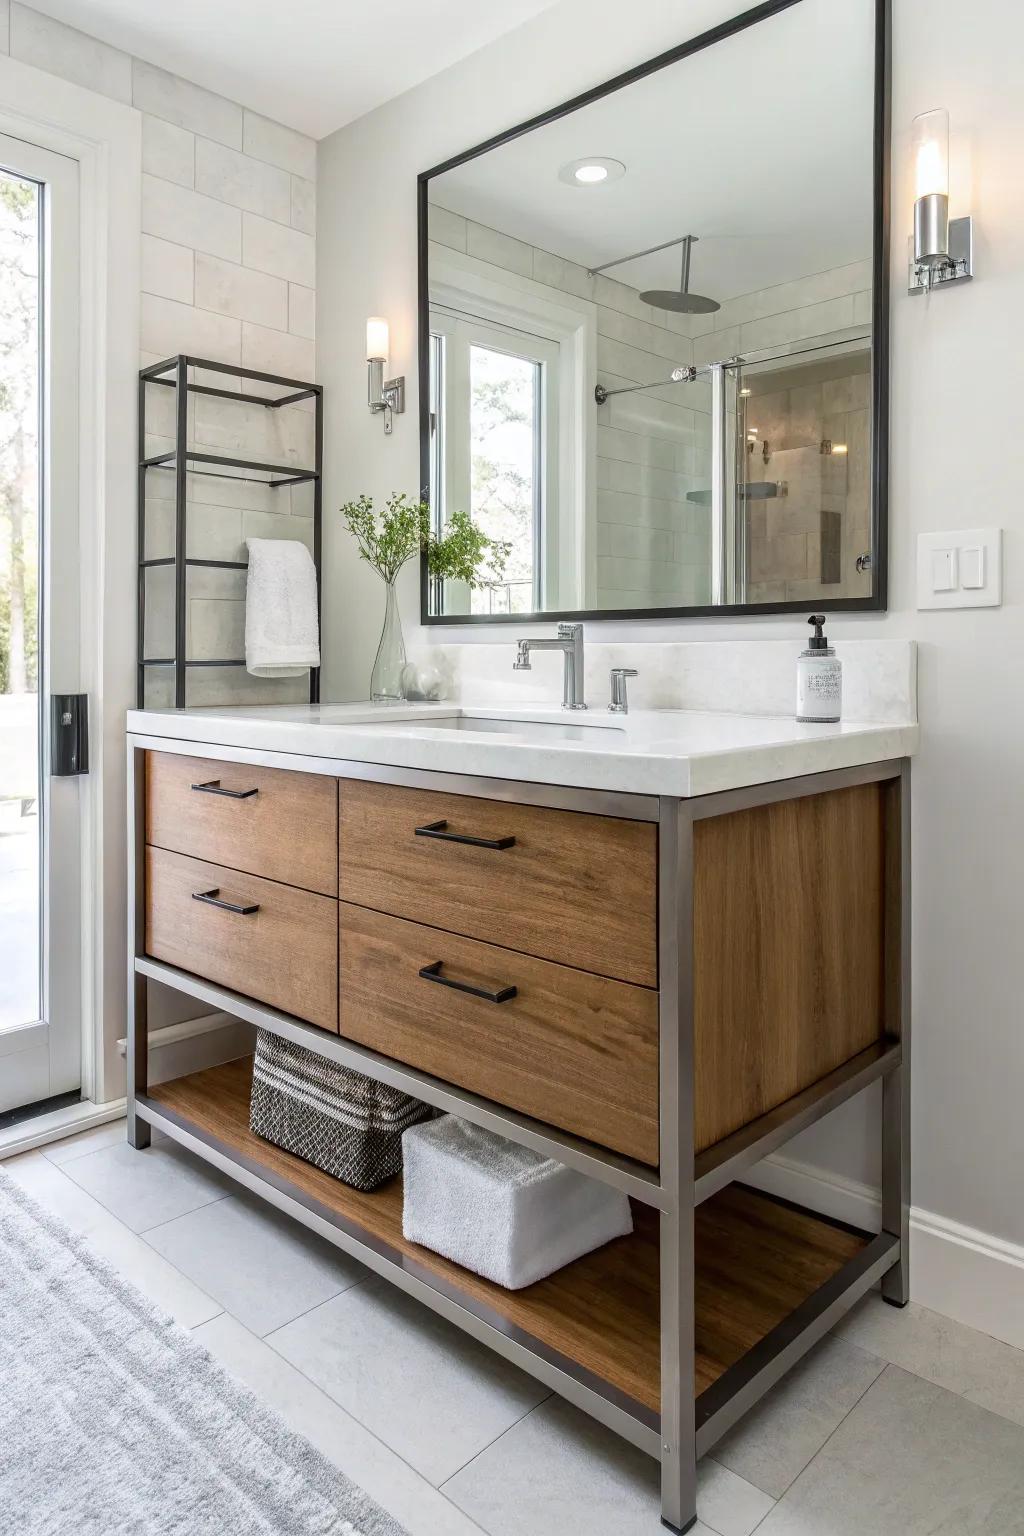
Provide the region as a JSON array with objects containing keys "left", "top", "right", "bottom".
[{"left": 127, "top": 736, "right": 910, "bottom": 1534}]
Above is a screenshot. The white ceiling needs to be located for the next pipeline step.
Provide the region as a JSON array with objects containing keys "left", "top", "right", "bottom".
[
  {"left": 27, "top": 0, "right": 564, "bottom": 139},
  {"left": 431, "top": 0, "right": 874, "bottom": 302}
]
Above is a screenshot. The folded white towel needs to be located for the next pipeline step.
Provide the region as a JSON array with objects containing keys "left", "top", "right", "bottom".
[
  {"left": 244, "top": 538, "right": 320, "bottom": 678},
  {"left": 402, "top": 1115, "right": 634, "bottom": 1290}
]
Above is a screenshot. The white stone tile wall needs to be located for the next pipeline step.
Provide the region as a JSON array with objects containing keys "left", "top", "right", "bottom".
[
  {"left": 424, "top": 637, "right": 917, "bottom": 725},
  {"left": 4, "top": 3, "right": 318, "bottom": 705},
  {"left": 688, "top": 259, "right": 872, "bottom": 357},
  {"left": 9, "top": 3, "right": 130, "bottom": 100}
]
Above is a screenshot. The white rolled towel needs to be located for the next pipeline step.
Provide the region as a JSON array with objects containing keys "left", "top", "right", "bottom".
[
  {"left": 402, "top": 1115, "right": 634, "bottom": 1290},
  {"left": 244, "top": 538, "right": 320, "bottom": 678}
]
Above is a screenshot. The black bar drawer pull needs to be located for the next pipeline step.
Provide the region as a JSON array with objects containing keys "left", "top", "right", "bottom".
[
  {"left": 419, "top": 960, "right": 517, "bottom": 1004},
  {"left": 414, "top": 818, "right": 515, "bottom": 850},
  {"left": 192, "top": 887, "right": 260, "bottom": 916},
  {"left": 191, "top": 778, "right": 259, "bottom": 799}
]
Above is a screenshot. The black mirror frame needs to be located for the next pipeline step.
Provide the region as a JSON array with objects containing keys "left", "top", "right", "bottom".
[{"left": 418, "top": 0, "right": 891, "bottom": 626}]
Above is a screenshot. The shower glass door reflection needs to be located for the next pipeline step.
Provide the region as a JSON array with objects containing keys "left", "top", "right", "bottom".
[{"left": 723, "top": 337, "right": 873, "bottom": 605}]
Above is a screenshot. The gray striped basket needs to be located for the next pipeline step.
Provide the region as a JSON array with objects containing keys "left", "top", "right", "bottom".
[{"left": 249, "top": 1030, "right": 431, "bottom": 1191}]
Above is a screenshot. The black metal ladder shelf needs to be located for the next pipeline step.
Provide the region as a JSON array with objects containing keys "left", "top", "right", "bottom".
[{"left": 137, "top": 354, "right": 323, "bottom": 709}]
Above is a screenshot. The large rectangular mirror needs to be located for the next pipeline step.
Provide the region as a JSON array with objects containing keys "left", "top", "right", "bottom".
[{"left": 419, "top": 0, "right": 888, "bottom": 623}]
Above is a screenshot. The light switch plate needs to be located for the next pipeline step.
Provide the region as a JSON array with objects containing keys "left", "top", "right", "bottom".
[
  {"left": 930, "top": 546, "right": 957, "bottom": 592},
  {"left": 917, "top": 528, "right": 1002, "bottom": 609}
]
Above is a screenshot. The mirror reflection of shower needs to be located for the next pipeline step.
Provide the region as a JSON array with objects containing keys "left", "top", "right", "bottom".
[
  {"left": 588, "top": 233, "right": 721, "bottom": 313},
  {"left": 730, "top": 340, "right": 873, "bottom": 605},
  {"left": 591, "top": 336, "right": 874, "bottom": 607},
  {"left": 594, "top": 364, "right": 699, "bottom": 406}
]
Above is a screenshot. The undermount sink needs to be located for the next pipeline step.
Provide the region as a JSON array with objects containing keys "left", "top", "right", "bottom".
[{"left": 384, "top": 714, "right": 624, "bottom": 743}]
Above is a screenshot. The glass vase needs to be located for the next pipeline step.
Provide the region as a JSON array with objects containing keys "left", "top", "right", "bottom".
[{"left": 370, "top": 578, "right": 406, "bottom": 704}]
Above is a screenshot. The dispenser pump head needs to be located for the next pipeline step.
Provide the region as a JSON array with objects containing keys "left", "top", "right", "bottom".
[{"left": 805, "top": 614, "right": 830, "bottom": 652}]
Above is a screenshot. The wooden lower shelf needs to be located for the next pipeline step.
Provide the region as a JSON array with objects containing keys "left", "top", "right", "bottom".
[{"left": 143, "top": 1058, "right": 868, "bottom": 1419}]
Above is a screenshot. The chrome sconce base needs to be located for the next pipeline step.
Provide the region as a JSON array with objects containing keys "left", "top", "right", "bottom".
[
  {"left": 368, "top": 356, "right": 406, "bottom": 434},
  {"left": 908, "top": 214, "right": 974, "bottom": 294}
]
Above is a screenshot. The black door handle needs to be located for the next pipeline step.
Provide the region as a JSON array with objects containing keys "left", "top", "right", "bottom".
[
  {"left": 191, "top": 779, "right": 259, "bottom": 799},
  {"left": 419, "top": 960, "right": 516, "bottom": 1003},
  {"left": 192, "top": 887, "right": 260, "bottom": 915},
  {"left": 51, "top": 694, "right": 88, "bottom": 775},
  {"left": 414, "top": 819, "right": 515, "bottom": 850}
]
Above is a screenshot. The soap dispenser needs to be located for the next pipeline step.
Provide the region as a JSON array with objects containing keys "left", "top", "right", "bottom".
[{"left": 796, "top": 614, "right": 842, "bottom": 723}]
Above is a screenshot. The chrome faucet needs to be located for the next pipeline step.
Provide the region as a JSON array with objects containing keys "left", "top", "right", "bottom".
[
  {"left": 608, "top": 667, "right": 638, "bottom": 714},
  {"left": 513, "top": 623, "right": 587, "bottom": 710}
]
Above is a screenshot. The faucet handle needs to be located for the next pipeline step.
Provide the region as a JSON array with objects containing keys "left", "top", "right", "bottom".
[
  {"left": 557, "top": 622, "right": 582, "bottom": 639},
  {"left": 608, "top": 667, "right": 638, "bottom": 715}
]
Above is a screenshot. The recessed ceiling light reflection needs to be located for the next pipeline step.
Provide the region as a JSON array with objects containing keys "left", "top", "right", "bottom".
[{"left": 558, "top": 157, "right": 626, "bottom": 187}]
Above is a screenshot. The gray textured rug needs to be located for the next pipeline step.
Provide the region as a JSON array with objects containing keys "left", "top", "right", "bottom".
[{"left": 0, "top": 1168, "right": 407, "bottom": 1536}]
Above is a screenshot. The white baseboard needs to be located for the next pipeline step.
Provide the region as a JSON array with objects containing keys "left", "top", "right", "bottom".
[
  {"left": 744, "top": 1152, "right": 1024, "bottom": 1352},
  {"left": 0, "top": 1014, "right": 250, "bottom": 1164},
  {"left": 909, "top": 1208, "right": 1024, "bottom": 1352},
  {"left": 0, "top": 1098, "right": 126, "bottom": 1161},
  {"left": 743, "top": 1150, "right": 882, "bottom": 1229},
  {"left": 116, "top": 1011, "right": 255, "bottom": 1086}
]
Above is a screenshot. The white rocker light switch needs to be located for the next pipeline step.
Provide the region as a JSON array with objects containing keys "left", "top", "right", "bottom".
[{"left": 917, "top": 529, "right": 1001, "bottom": 609}]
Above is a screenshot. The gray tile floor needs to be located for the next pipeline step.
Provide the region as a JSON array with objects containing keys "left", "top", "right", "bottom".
[{"left": 7, "top": 1125, "right": 1024, "bottom": 1536}]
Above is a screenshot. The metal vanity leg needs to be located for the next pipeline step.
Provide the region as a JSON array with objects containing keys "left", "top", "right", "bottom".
[
  {"left": 126, "top": 744, "right": 151, "bottom": 1150},
  {"left": 659, "top": 800, "right": 697, "bottom": 1532},
  {"left": 881, "top": 760, "right": 910, "bottom": 1305}
]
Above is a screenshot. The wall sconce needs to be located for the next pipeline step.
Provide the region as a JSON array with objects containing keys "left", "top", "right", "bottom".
[
  {"left": 909, "top": 108, "right": 974, "bottom": 294},
  {"left": 366, "top": 317, "right": 405, "bottom": 434}
]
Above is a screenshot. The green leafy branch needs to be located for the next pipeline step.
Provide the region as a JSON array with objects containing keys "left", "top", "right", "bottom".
[{"left": 340, "top": 492, "right": 511, "bottom": 589}]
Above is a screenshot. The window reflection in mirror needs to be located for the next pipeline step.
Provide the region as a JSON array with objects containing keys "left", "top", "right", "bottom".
[
  {"left": 430, "top": 310, "right": 555, "bottom": 614},
  {"left": 421, "top": 0, "right": 884, "bottom": 621}
]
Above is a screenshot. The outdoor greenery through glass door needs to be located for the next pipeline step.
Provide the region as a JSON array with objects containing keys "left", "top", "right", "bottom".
[
  {"left": 0, "top": 169, "right": 41, "bottom": 1032},
  {"left": 468, "top": 344, "right": 540, "bottom": 616}
]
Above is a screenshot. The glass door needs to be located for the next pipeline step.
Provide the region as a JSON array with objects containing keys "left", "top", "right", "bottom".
[{"left": 0, "top": 133, "right": 82, "bottom": 1115}]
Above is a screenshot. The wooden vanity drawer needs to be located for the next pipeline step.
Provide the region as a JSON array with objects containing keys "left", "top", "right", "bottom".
[
  {"left": 338, "top": 903, "right": 659, "bottom": 1165},
  {"left": 146, "top": 751, "right": 337, "bottom": 897},
  {"left": 338, "top": 780, "right": 657, "bottom": 987},
  {"left": 146, "top": 847, "right": 338, "bottom": 1031}
]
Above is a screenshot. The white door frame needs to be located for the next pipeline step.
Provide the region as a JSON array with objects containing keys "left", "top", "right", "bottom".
[
  {"left": 430, "top": 246, "right": 598, "bottom": 609},
  {"left": 430, "top": 304, "right": 561, "bottom": 614},
  {"left": 0, "top": 55, "right": 141, "bottom": 1105},
  {"left": 0, "top": 131, "right": 82, "bottom": 1104}
]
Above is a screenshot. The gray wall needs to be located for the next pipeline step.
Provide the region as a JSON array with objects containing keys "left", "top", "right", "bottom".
[{"left": 316, "top": 0, "right": 1024, "bottom": 1259}]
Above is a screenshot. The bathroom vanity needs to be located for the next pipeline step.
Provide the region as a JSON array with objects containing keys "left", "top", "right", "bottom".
[{"left": 125, "top": 699, "right": 915, "bottom": 1532}]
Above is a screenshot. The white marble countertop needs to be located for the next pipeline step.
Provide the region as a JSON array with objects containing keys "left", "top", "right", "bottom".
[{"left": 127, "top": 701, "right": 918, "bottom": 798}]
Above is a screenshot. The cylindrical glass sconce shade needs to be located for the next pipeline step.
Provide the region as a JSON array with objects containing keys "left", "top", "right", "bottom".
[
  {"left": 912, "top": 108, "right": 949, "bottom": 198},
  {"left": 912, "top": 109, "right": 950, "bottom": 266},
  {"left": 365, "top": 317, "right": 389, "bottom": 361}
]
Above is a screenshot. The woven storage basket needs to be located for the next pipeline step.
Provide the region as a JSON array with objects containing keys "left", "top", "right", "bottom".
[{"left": 250, "top": 1029, "right": 431, "bottom": 1190}]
